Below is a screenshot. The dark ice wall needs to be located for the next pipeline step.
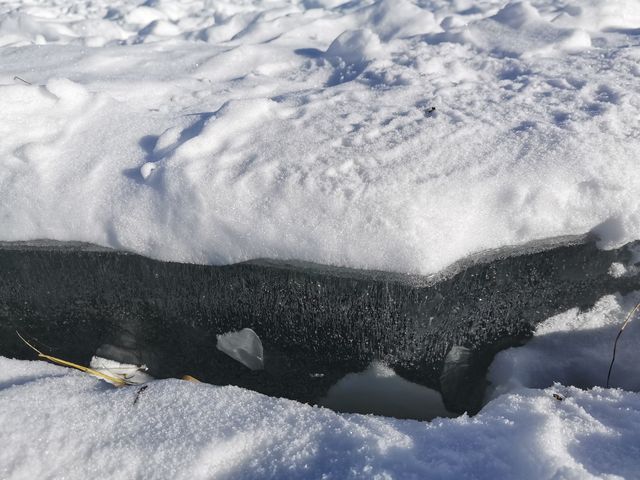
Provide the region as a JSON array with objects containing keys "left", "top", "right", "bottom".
[{"left": 0, "top": 237, "right": 638, "bottom": 414}]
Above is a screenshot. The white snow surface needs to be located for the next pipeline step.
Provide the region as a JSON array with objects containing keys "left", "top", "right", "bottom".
[
  {"left": 2, "top": 1, "right": 640, "bottom": 475},
  {"left": 1, "top": 0, "right": 640, "bottom": 273},
  {"left": 2, "top": 291, "right": 640, "bottom": 479},
  {"left": 0, "top": 369, "right": 638, "bottom": 479}
]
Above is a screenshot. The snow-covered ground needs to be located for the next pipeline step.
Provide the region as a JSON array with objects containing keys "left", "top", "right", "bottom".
[
  {"left": 2, "top": 0, "right": 640, "bottom": 478},
  {"left": 2, "top": 291, "right": 640, "bottom": 479},
  {"left": 1, "top": 0, "right": 639, "bottom": 273}
]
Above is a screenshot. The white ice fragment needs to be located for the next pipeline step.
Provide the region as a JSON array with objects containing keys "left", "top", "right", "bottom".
[
  {"left": 89, "top": 356, "right": 153, "bottom": 385},
  {"left": 608, "top": 262, "right": 628, "bottom": 278},
  {"left": 608, "top": 261, "right": 639, "bottom": 278},
  {"left": 216, "top": 328, "right": 264, "bottom": 371},
  {"left": 84, "top": 36, "right": 107, "bottom": 47}
]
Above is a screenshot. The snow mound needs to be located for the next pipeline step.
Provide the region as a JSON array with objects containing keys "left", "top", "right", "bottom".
[
  {"left": 0, "top": 0, "right": 639, "bottom": 273},
  {"left": 326, "top": 29, "right": 381, "bottom": 64},
  {"left": 465, "top": 1, "right": 592, "bottom": 57},
  {"left": 1, "top": 355, "right": 640, "bottom": 479}
]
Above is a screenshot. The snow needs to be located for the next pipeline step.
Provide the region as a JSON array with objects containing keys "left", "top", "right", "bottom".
[
  {"left": 2, "top": 0, "right": 640, "bottom": 477},
  {"left": 0, "top": 355, "right": 638, "bottom": 478},
  {"left": 488, "top": 291, "right": 640, "bottom": 396},
  {"left": 1, "top": 0, "right": 639, "bottom": 274}
]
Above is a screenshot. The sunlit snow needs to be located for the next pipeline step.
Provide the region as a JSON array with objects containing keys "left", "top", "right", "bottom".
[
  {"left": 1, "top": 0, "right": 640, "bottom": 477},
  {"left": 1, "top": 0, "right": 639, "bottom": 273}
]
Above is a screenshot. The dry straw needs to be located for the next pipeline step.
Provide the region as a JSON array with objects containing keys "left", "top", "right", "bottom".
[{"left": 16, "top": 331, "right": 133, "bottom": 386}]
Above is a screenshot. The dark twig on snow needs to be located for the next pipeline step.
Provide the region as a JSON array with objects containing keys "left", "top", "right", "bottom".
[
  {"left": 133, "top": 385, "right": 149, "bottom": 405},
  {"left": 606, "top": 301, "right": 640, "bottom": 388},
  {"left": 14, "top": 76, "right": 32, "bottom": 85}
]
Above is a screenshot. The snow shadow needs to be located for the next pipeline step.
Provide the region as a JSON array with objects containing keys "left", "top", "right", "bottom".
[
  {"left": 293, "top": 47, "right": 324, "bottom": 59},
  {"left": 123, "top": 111, "right": 215, "bottom": 184},
  {"left": 489, "top": 292, "right": 640, "bottom": 396}
]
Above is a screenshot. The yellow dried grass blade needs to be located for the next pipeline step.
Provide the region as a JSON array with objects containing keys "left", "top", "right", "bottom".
[
  {"left": 16, "top": 331, "right": 129, "bottom": 386},
  {"left": 40, "top": 353, "right": 129, "bottom": 386}
]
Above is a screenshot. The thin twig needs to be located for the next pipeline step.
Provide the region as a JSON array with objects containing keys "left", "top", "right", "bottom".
[
  {"left": 606, "top": 301, "right": 640, "bottom": 388},
  {"left": 13, "top": 76, "right": 32, "bottom": 85},
  {"left": 133, "top": 385, "right": 148, "bottom": 404}
]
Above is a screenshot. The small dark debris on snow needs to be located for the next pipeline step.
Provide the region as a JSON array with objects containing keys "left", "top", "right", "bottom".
[
  {"left": 14, "top": 76, "right": 32, "bottom": 85},
  {"left": 133, "top": 385, "right": 149, "bottom": 405}
]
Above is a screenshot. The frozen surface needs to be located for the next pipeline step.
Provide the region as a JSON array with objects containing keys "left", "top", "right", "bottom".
[
  {"left": 3, "top": 291, "right": 640, "bottom": 479},
  {"left": 1, "top": 0, "right": 640, "bottom": 273}
]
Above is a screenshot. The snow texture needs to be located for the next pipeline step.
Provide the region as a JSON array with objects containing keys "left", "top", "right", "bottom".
[{"left": 1, "top": 0, "right": 639, "bottom": 274}]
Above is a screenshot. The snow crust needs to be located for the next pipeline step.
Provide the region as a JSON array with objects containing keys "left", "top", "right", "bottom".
[{"left": 1, "top": 0, "right": 639, "bottom": 273}]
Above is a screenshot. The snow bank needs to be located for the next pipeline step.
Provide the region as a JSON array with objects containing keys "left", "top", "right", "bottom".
[
  {"left": 489, "top": 291, "right": 640, "bottom": 396},
  {"left": 1, "top": 355, "right": 640, "bottom": 479},
  {"left": 1, "top": 0, "right": 639, "bottom": 273}
]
